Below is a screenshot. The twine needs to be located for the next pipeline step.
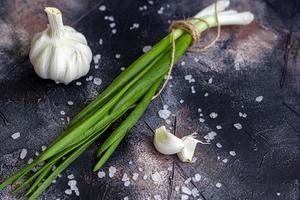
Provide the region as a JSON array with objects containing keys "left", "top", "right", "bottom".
[{"left": 152, "top": 0, "right": 221, "bottom": 100}]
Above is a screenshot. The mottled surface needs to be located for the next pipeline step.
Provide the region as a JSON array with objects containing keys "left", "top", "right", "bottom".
[{"left": 0, "top": 0, "right": 300, "bottom": 199}]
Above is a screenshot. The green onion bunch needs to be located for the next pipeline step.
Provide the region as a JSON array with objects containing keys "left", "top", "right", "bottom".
[{"left": 0, "top": 1, "right": 254, "bottom": 199}]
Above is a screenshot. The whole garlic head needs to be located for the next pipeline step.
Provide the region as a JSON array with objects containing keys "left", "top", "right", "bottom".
[{"left": 29, "top": 7, "right": 92, "bottom": 85}]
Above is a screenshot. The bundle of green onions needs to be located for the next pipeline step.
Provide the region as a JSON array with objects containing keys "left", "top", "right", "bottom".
[{"left": 0, "top": 0, "right": 254, "bottom": 199}]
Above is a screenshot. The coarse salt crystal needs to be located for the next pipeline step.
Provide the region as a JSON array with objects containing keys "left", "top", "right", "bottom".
[
  {"left": 204, "top": 92, "right": 209, "bottom": 97},
  {"left": 191, "top": 86, "right": 196, "bottom": 93},
  {"left": 216, "top": 143, "right": 222, "bottom": 148},
  {"left": 233, "top": 123, "right": 242, "bottom": 130},
  {"left": 93, "top": 54, "right": 101, "bottom": 64},
  {"left": 93, "top": 77, "right": 102, "bottom": 86},
  {"left": 181, "top": 194, "right": 189, "bottom": 200},
  {"left": 222, "top": 158, "right": 228, "bottom": 163},
  {"left": 143, "top": 174, "right": 148, "bottom": 180},
  {"left": 115, "top": 54, "right": 121, "bottom": 58},
  {"left": 98, "top": 171, "right": 105, "bottom": 178},
  {"left": 199, "top": 118, "right": 205, "bottom": 123},
  {"left": 208, "top": 77, "right": 213, "bottom": 84},
  {"left": 184, "top": 177, "right": 191, "bottom": 184},
  {"left": 65, "top": 189, "right": 72, "bottom": 195},
  {"left": 60, "top": 110, "right": 66, "bottom": 115},
  {"left": 132, "top": 173, "right": 139, "bottom": 181},
  {"left": 20, "top": 149, "right": 27, "bottom": 159},
  {"left": 192, "top": 173, "right": 201, "bottom": 182},
  {"left": 191, "top": 187, "right": 200, "bottom": 197},
  {"left": 182, "top": 186, "right": 192, "bottom": 195},
  {"left": 216, "top": 182, "right": 222, "bottom": 188},
  {"left": 99, "top": 5, "right": 106, "bottom": 11},
  {"left": 151, "top": 172, "right": 162, "bottom": 183},
  {"left": 229, "top": 151, "right": 236, "bottom": 156},
  {"left": 216, "top": 125, "right": 222, "bottom": 129},
  {"left": 239, "top": 112, "right": 247, "bottom": 118},
  {"left": 122, "top": 173, "right": 129, "bottom": 182},
  {"left": 158, "top": 108, "right": 171, "bottom": 120},
  {"left": 68, "top": 174, "right": 75, "bottom": 179},
  {"left": 142, "top": 45, "right": 152, "bottom": 53},
  {"left": 109, "top": 166, "right": 117, "bottom": 177},
  {"left": 204, "top": 131, "right": 217, "bottom": 142},
  {"left": 76, "top": 81, "right": 82, "bottom": 86},
  {"left": 99, "top": 38, "right": 103, "bottom": 45},
  {"left": 11, "top": 132, "right": 20, "bottom": 139},
  {"left": 124, "top": 180, "right": 130, "bottom": 187},
  {"left": 209, "top": 112, "right": 218, "bottom": 119},
  {"left": 255, "top": 96, "right": 263, "bottom": 102}
]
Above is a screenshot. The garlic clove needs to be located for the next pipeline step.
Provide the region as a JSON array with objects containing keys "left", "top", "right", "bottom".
[
  {"left": 177, "top": 133, "right": 207, "bottom": 163},
  {"left": 153, "top": 126, "right": 184, "bottom": 155}
]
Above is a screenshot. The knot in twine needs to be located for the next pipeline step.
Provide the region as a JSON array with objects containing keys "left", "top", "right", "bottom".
[{"left": 152, "top": 1, "right": 221, "bottom": 100}]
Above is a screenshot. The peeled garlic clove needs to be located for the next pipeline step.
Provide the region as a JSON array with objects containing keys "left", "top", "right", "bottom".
[
  {"left": 29, "top": 7, "right": 92, "bottom": 85},
  {"left": 153, "top": 126, "right": 184, "bottom": 155},
  {"left": 177, "top": 134, "right": 202, "bottom": 163}
]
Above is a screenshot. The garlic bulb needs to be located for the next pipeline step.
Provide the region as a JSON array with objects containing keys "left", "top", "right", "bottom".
[
  {"left": 153, "top": 126, "right": 184, "bottom": 155},
  {"left": 29, "top": 7, "right": 92, "bottom": 85},
  {"left": 177, "top": 133, "right": 203, "bottom": 163}
]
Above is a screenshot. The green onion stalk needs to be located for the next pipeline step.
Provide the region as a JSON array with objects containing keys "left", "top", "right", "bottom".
[{"left": 0, "top": 0, "right": 254, "bottom": 199}]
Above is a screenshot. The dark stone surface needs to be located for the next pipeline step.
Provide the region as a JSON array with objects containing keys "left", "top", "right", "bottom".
[{"left": 0, "top": 0, "right": 300, "bottom": 199}]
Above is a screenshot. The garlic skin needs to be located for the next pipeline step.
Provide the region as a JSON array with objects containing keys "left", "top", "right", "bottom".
[
  {"left": 153, "top": 126, "right": 184, "bottom": 155},
  {"left": 29, "top": 7, "right": 92, "bottom": 85},
  {"left": 177, "top": 134, "right": 203, "bottom": 163}
]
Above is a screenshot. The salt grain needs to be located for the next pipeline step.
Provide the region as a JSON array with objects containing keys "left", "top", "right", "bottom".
[
  {"left": 199, "top": 118, "right": 205, "bottom": 123},
  {"left": 255, "top": 96, "right": 263, "bottom": 102},
  {"left": 209, "top": 112, "right": 218, "bottom": 119},
  {"left": 97, "top": 171, "right": 105, "bottom": 178},
  {"left": 191, "top": 187, "right": 199, "bottom": 197},
  {"left": 124, "top": 180, "right": 130, "bottom": 187},
  {"left": 110, "top": 23, "right": 116, "bottom": 28},
  {"left": 239, "top": 112, "right": 247, "bottom": 118},
  {"left": 182, "top": 186, "right": 192, "bottom": 195},
  {"left": 65, "top": 189, "right": 72, "bottom": 195},
  {"left": 20, "top": 149, "right": 27, "bottom": 159},
  {"left": 132, "top": 173, "right": 139, "bottom": 181},
  {"left": 175, "top": 186, "right": 180, "bottom": 191},
  {"left": 204, "top": 131, "right": 217, "bottom": 142},
  {"left": 181, "top": 194, "right": 189, "bottom": 200},
  {"left": 151, "top": 172, "right": 162, "bottom": 183},
  {"left": 11, "top": 132, "right": 20, "bottom": 139},
  {"left": 142, "top": 45, "right": 152, "bottom": 53},
  {"left": 191, "top": 86, "right": 196, "bottom": 93},
  {"left": 233, "top": 123, "right": 242, "bottom": 130},
  {"left": 68, "top": 174, "right": 75, "bottom": 179},
  {"left": 229, "top": 151, "right": 236, "bottom": 156},
  {"left": 154, "top": 195, "right": 161, "bottom": 200},
  {"left": 124, "top": 197, "right": 129, "bottom": 200},
  {"left": 109, "top": 166, "right": 117, "bottom": 177},
  {"left": 99, "top": 38, "right": 103, "bottom": 45},
  {"left": 208, "top": 77, "right": 213, "bottom": 84},
  {"left": 216, "top": 125, "right": 222, "bottom": 130},
  {"left": 157, "top": 7, "right": 164, "bottom": 14},
  {"left": 216, "top": 182, "right": 222, "bottom": 188},
  {"left": 99, "top": 5, "right": 106, "bottom": 11},
  {"left": 93, "top": 77, "right": 102, "bottom": 86},
  {"left": 112, "top": 29, "right": 117, "bottom": 34},
  {"left": 158, "top": 105, "right": 171, "bottom": 119},
  {"left": 93, "top": 54, "right": 101, "bottom": 64},
  {"left": 204, "top": 92, "right": 209, "bottom": 97},
  {"left": 60, "top": 110, "right": 66, "bottom": 115},
  {"left": 192, "top": 173, "right": 201, "bottom": 182},
  {"left": 222, "top": 158, "right": 228, "bottom": 163},
  {"left": 179, "top": 99, "right": 184, "bottom": 104},
  {"left": 216, "top": 143, "right": 222, "bottom": 148},
  {"left": 115, "top": 54, "right": 121, "bottom": 59},
  {"left": 143, "top": 174, "right": 148, "bottom": 180},
  {"left": 67, "top": 101, "right": 74, "bottom": 106},
  {"left": 184, "top": 177, "right": 191, "bottom": 184},
  {"left": 76, "top": 81, "right": 82, "bottom": 86}
]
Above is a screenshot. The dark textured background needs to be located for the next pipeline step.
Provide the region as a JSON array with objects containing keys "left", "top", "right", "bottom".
[{"left": 0, "top": 0, "right": 300, "bottom": 199}]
